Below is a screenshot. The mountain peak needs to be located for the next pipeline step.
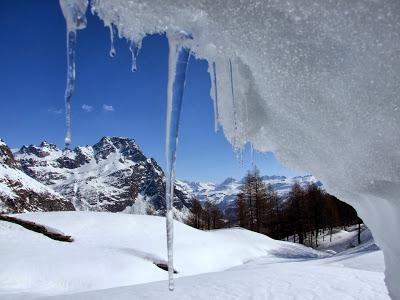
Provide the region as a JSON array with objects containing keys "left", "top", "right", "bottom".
[
  {"left": 19, "top": 142, "right": 59, "bottom": 158},
  {"left": 39, "top": 141, "right": 58, "bottom": 149},
  {"left": 0, "top": 138, "right": 17, "bottom": 168},
  {"left": 220, "top": 177, "right": 236, "bottom": 186},
  {"left": 93, "top": 136, "right": 144, "bottom": 162}
]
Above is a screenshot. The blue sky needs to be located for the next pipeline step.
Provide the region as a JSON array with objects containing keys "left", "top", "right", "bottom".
[{"left": 0, "top": 0, "right": 305, "bottom": 183}]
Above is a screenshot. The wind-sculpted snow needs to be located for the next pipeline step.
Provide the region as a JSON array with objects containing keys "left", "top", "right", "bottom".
[{"left": 58, "top": 0, "right": 400, "bottom": 297}]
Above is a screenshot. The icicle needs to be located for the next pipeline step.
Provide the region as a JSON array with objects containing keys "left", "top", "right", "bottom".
[
  {"left": 229, "top": 58, "right": 238, "bottom": 148},
  {"left": 64, "top": 30, "right": 76, "bottom": 147},
  {"left": 129, "top": 39, "right": 141, "bottom": 72},
  {"left": 250, "top": 143, "right": 255, "bottom": 168},
  {"left": 165, "top": 31, "right": 191, "bottom": 291},
  {"left": 211, "top": 61, "right": 219, "bottom": 132},
  {"left": 109, "top": 24, "right": 117, "bottom": 57},
  {"left": 59, "top": 0, "right": 88, "bottom": 147}
]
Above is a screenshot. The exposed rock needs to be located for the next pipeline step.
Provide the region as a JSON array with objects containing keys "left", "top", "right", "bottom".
[
  {"left": 15, "top": 137, "right": 190, "bottom": 217},
  {"left": 0, "top": 139, "right": 75, "bottom": 213}
]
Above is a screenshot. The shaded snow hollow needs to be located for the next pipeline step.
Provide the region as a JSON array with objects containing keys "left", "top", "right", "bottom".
[{"left": 59, "top": 0, "right": 400, "bottom": 298}]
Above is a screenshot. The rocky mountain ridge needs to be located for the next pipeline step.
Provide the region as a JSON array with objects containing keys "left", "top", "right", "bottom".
[
  {"left": 0, "top": 139, "right": 74, "bottom": 213},
  {"left": 14, "top": 137, "right": 190, "bottom": 217}
]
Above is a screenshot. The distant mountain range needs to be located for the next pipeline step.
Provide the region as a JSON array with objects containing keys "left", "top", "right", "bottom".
[
  {"left": 0, "top": 136, "right": 321, "bottom": 219},
  {"left": 175, "top": 175, "right": 322, "bottom": 217}
]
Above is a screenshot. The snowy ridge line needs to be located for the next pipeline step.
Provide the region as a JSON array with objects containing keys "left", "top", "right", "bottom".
[{"left": 0, "top": 214, "right": 73, "bottom": 242}]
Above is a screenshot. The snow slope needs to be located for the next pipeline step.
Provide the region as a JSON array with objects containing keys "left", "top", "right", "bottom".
[
  {"left": 0, "top": 211, "right": 325, "bottom": 299},
  {"left": 38, "top": 222, "right": 387, "bottom": 300}
]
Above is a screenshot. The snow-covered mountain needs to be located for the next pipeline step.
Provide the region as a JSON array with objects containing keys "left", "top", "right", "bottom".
[
  {"left": 175, "top": 175, "right": 322, "bottom": 216},
  {"left": 14, "top": 137, "right": 190, "bottom": 217},
  {"left": 0, "top": 139, "right": 74, "bottom": 213}
]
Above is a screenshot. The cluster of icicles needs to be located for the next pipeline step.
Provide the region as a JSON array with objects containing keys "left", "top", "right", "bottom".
[{"left": 58, "top": 0, "right": 239, "bottom": 291}]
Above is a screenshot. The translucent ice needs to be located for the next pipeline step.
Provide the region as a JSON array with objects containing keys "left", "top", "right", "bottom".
[
  {"left": 129, "top": 40, "right": 141, "bottom": 72},
  {"left": 59, "top": 0, "right": 88, "bottom": 147},
  {"left": 108, "top": 24, "right": 117, "bottom": 57},
  {"left": 165, "top": 31, "right": 191, "bottom": 291}
]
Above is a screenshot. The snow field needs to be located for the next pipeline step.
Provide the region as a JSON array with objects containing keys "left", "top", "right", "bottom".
[{"left": 0, "top": 211, "right": 325, "bottom": 299}]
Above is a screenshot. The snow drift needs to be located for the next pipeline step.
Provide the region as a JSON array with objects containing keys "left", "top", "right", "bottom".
[{"left": 59, "top": 0, "right": 400, "bottom": 298}]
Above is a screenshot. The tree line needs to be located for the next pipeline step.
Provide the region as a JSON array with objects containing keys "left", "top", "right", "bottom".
[
  {"left": 185, "top": 168, "right": 363, "bottom": 248},
  {"left": 186, "top": 199, "right": 225, "bottom": 230},
  {"left": 235, "top": 168, "right": 363, "bottom": 247}
]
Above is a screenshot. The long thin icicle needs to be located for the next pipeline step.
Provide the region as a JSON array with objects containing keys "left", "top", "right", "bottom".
[
  {"left": 229, "top": 58, "right": 238, "bottom": 148},
  {"left": 59, "top": 0, "right": 88, "bottom": 147},
  {"left": 109, "top": 24, "right": 117, "bottom": 57},
  {"left": 64, "top": 30, "right": 76, "bottom": 147},
  {"left": 165, "top": 31, "right": 191, "bottom": 291},
  {"left": 211, "top": 61, "right": 219, "bottom": 132},
  {"left": 129, "top": 39, "right": 142, "bottom": 72}
]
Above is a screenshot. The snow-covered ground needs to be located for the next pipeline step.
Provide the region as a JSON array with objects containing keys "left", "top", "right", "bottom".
[{"left": 0, "top": 212, "right": 387, "bottom": 299}]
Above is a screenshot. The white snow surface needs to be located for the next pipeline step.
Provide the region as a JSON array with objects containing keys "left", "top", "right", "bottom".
[
  {"left": 82, "top": 1, "right": 400, "bottom": 297},
  {"left": 0, "top": 212, "right": 388, "bottom": 300},
  {"left": 0, "top": 211, "right": 322, "bottom": 299}
]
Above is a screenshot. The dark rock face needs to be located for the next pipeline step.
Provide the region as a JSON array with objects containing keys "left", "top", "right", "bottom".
[
  {"left": 0, "top": 139, "right": 17, "bottom": 168},
  {"left": 0, "top": 139, "right": 75, "bottom": 213},
  {"left": 15, "top": 137, "right": 190, "bottom": 216},
  {"left": 0, "top": 178, "right": 75, "bottom": 213}
]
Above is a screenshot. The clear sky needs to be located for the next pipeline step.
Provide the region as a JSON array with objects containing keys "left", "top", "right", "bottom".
[{"left": 0, "top": 0, "right": 306, "bottom": 183}]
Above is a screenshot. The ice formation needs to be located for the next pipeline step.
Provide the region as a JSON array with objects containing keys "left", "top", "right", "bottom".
[
  {"left": 61, "top": 0, "right": 400, "bottom": 298},
  {"left": 209, "top": 61, "right": 219, "bottom": 132},
  {"left": 59, "top": 0, "right": 88, "bottom": 147},
  {"left": 164, "top": 31, "right": 191, "bottom": 290},
  {"left": 129, "top": 40, "right": 141, "bottom": 72},
  {"left": 108, "top": 24, "right": 117, "bottom": 58}
]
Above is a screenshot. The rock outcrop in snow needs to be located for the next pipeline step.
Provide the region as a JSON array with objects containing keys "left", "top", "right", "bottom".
[
  {"left": 0, "top": 139, "right": 74, "bottom": 213},
  {"left": 15, "top": 137, "right": 190, "bottom": 216}
]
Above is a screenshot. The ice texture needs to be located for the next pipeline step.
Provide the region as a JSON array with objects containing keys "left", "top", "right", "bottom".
[
  {"left": 129, "top": 40, "right": 141, "bottom": 72},
  {"left": 65, "top": 0, "right": 400, "bottom": 298},
  {"left": 59, "top": 0, "right": 88, "bottom": 147},
  {"left": 209, "top": 61, "right": 219, "bottom": 132},
  {"left": 108, "top": 24, "right": 117, "bottom": 58},
  {"left": 164, "top": 31, "right": 191, "bottom": 290}
]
